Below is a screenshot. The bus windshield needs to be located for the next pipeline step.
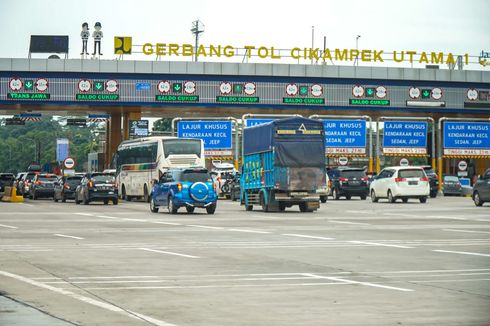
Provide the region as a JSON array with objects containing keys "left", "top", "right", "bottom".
[{"left": 163, "top": 139, "right": 202, "bottom": 158}]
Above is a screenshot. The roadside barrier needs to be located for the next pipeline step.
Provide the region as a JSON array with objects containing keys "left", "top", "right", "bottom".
[{"left": 1, "top": 186, "right": 24, "bottom": 203}]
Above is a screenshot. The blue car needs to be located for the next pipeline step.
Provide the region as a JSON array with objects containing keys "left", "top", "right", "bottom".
[{"left": 150, "top": 168, "right": 217, "bottom": 214}]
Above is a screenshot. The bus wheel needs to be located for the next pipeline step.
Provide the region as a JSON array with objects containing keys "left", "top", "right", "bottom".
[
  {"left": 121, "top": 186, "right": 127, "bottom": 200},
  {"left": 143, "top": 185, "right": 150, "bottom": 203}
]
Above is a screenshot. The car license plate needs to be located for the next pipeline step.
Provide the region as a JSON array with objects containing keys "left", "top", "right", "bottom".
[{"left": 408, "top": 181, "right": 418, "bottom": 185}]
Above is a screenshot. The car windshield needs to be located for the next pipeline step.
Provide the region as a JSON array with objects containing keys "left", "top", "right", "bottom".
[
  {"left": 181, "top": 171, "right": 212, "bottom": 183},
  {"left": 398, "top": 169, "right": 425, "bottom": 178},
  {"left": 92, "top": 175, "right": 115, "bottom": 183},
  {"left": 423, "top": 167, "right": 435, "bottom": 175},
  {"left": 66, "top": 177, "right": 82, "bottom": 185},
  {"left": 39, "top": 176, "right": 57, "bottom": 182},
  {"left": 0, "top": 175, "right": 14, "bottom": 180},
  {"left": 444, "top": 176, "right": 459, "bottom": 182},
  {"left": 339, "top": 170, "right": 365, "bottom": 178},
  {"left": 25, "top": 174, "right": 36, "bottom": 181}
]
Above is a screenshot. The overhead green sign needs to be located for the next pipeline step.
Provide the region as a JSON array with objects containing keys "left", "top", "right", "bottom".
[
  {"left": 76, "top": 94, "right": 119, "bottom": 101},
  {"left": 24, "top": 80, "right": 34, "bottom": 91},
  {"left": 7, "top": 93, "right": 50, "bottom": 100},
  {"left": 155, "top": 95, "right": 199, "bottom": 102},
  {"left": 216, "top": 96, "right": 259, "bottom": 103},
  {"left": 283, "top": 97, "right": 325, "bottom": 104},
  {"left": 349, "top": 99, "right": 390, "bottom": 106}
]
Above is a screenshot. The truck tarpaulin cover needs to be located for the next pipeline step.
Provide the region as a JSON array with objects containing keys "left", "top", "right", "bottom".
[{"left": 243, "top": 117, "right": 325, "bottom": 167}]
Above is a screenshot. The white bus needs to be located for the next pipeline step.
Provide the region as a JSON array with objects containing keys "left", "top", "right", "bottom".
[{"left": 115, "top": 136, "right": 205, "bottom": 202}]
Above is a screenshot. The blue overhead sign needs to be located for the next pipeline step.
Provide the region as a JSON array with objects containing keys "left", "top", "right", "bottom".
[
  {"left": 443, "top": 121, "right": 490, "bottom": 156},
  {"left": 383, "top": 121, "right": 428, "bottom": 154},
  {"left": 178, "top": 121, "right": 232, "bottom": 149},
  {"left": 56, "top": 138, "right": 69, "bottom": 162},
  {"left": 322, "top": 119, "right": 367, "bottom": 154},
  {"left": 245, "top": 119, "right": 274, "bottom": 128}
]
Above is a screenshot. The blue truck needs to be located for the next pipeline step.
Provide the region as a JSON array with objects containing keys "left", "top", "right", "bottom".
[{"left": 240, "top": 117, "right": 326, "bottom": 212}]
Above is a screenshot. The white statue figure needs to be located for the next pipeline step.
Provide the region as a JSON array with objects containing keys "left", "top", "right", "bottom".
[
  {"left": 92, "top": 22, "right": 103, "bottom": 56},
  {"left": 80, "top": 22, "right": 89, "bottom": 55}
]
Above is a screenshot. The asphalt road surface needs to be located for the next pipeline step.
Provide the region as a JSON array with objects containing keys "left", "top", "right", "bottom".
[{"left": 1, "top": 196, "right": 489, "bottom": 325}]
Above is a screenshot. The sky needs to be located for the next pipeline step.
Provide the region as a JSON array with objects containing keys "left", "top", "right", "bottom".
[{"left": 1, "top": 0, "right": 489, "bottom": 69}]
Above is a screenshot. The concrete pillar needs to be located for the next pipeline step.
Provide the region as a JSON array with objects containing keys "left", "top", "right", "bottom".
[
  {"left": 122, "top": 111, "right": 142, "bottom": 140},
  {"left": 105, "top": 112, "right": 122, "bottom": 168}
]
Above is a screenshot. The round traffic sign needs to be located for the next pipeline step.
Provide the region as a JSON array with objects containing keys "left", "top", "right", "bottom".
[
  {"left": 352, "top": 85, "right": 364, "bottom": 98},
  {"left": 409, "top": 87, "right": 420, "bottom": 99},
  {"left": 9, "top": 78, "right": 23, "bottom": 91},
  {"left": 458, "top": 160, "right": 467, "bottom": 171},
  {"left": 219, "top": 82, "right": 232, "bottom": 95},
  {"left": 431, "top": 88, "right": 443, "bottom": 100},
  {"left": 63, "top": 157, "right": 76, "bottom": 169},
  {"left": 338, "top": 157, "right": 348, "bottom": 166},
  {"left": 184, "top": 81, "right": 196, "bottom": 94},
  {"left": 467, "top": 89, "right": 478, "bottom": 101},
  {"left": 399, "top": 158, "right": 409, "bottom": 166},
  {"left": 78, "top": 79, "right": 92, "bottom": 92},
  {"left": 35, "top": 78, "right": 49, "bottom": 92},
  {"left": 105, "top": 80, "right": 118, "bottom": 93},
  {"left": 286, "top": 84, "right": 298, "bottom": 96},
  {"left": 244, "top": 82, "right": 256, "bottom": 95},
  {"left": 311, "top": 84, "right": 323, "bottom": 97}
]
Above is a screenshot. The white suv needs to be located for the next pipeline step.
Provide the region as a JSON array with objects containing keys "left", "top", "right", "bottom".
[{"left": 370, "top": 166, "right": 430, "bottom": 203}]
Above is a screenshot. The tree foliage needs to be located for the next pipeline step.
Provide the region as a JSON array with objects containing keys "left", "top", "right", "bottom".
[
  {"left": 0, "top": 118, "right": 100, "bottom": 174},
  {"left": 152, "top": 118, "right": 173, "bottom": 132}
]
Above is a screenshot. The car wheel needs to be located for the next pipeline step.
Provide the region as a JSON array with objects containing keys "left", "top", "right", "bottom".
[
  {"left": 320, "top": 196, "right": 327, "bottom": 203},
  {"left": 388, "top": 190, "right": 396, "bottom": 203},
  {"left": 61, "top": 196, "right": 66, "bottom": 203},
  {"left": 112, "top": 198, "right": 118, "bottom": 205},
  {"left": 103, "top": 200, "right": 109, "bottom": 205},
  {"left": 371, "top": 190, "right": 378, "bottom": 203},
  {"left": 345, "top": 195, "right": 351, "bottom": 200},
  {"left": 279, "top": 202, "right": 286, "bottom": 211},
  {"left": 150, "top": 197, "right": 159, "bottom": 213},
  {"left": 186, "top": 206, "right": 195, "bottom": 213},
  {"left": 83, "top": 194, "right": 89, "bottom": 205},
  {"left": 245, "top": 204, "right": 253, "bottom": 211},
  {"left": 168, "top": 196, "right": 178, "bottom": 214},
  {"left": 360, "top": 195, "right": 367, "bottom": 200},
  {"left": 419, "top": 197, "right": 427, "bottom": 203},
  {"left": 430, "top": 191, "right": 437, "bottom": 198},
  {"left": 333, "top": 188, "right": 340, "bottom": 200},
  {"left": 402, "top": 198, "right": 408, "bottom": 203},
  {"left": 230, "top": 191, "right": 235, "bottom": 201},
  {"left": 53, "top": 195, "right": 58, "bottom": 203},
  {"left": 32, "top": 191, "right": 37, "bottom": 200},
  {"left": 206, "top": 204, "right": 216, "bottom": 214},
  {"left": 473, "top": 192, "right": 484, "bottom": 207},
  {"left": 75, "top": 193, "right": 80, "bottom": 205}
]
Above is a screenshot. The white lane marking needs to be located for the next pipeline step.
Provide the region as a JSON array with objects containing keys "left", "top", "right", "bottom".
[
  {"left": 0, "top": 224, "right": 18, "bottom": 229},
  {"left": 350, "top": 240, "right": 413, "bottom": 249},
  {"left": 329, "top": 220, "right": 370, "bottom": 225},
  {"left": 305, "top": 273, "right": 414, "bottom": 292},
  {"left": 282, "top": 233, "right": 335, "bottom": 240},
  {"left": 153, "top": 221, "right": 182, "bottom": 226},
  {"left": 74, "top": 213, "right": 94, "bottom": 216},
  {"left": 123, "top": 218, "right": 147, "bottom": 222},
  {"left": 1, "top": 249, "right": 52, "bottom": 252},
  {"left": 426, "top": 215, "right": 469, "bottom": 221},
  {"left": 443, "top": 229, "right": 490, "bottom": 234},
  {"left": 44, "top": 276, "right": 311, "bottom": 284},
  {"left": 54, "top": 234, "right": 84, "bottom": 240},
  {"left": 21, "top": 203, "right": 34, "bottom": 207},
  {"left": 0, "top": 270, "right": 176, "bottom": 326},
  {"left": 475, "top": 219, "right": 490, "bottom": 222},
  {"left": 229, "top": 228, "right": 271, "bottom": 234},
  {"left": 138, "top": 248, "right": 200, "bottom": 259},
  {"left": 187, "top": 225, "right": 224, "bottom": 230},
  {"left": 96, "top": 215, "right": 118, "bottom": 219},
  {"left": 433, "top": 250, "right": 490, "bottom": 257}
]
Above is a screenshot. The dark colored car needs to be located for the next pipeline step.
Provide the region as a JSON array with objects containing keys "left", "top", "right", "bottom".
[
  {"left": 228, "top": 173, "right": 241, "bottom": 202},
  {"left": 20, "top": 172, "right": 39, "bottom": 197},
  {"left": 0, "top": 173, "right": 15, "bottom": 193},
  {"left": 473, "top": 168, "right": 490, "bottom": 206},
  {"left": 421, "top": 166, "right": 439, "bottom": 198},
  {"left": 29, "top": 174, "right": 58, "bottom": 199},
  {"left": 150, "top": 168, "right": 217, "bottom": 214},
  {"left": 75, "top": 173, "right": 118, "bottom": 205},
  {"left": 328, "top": 167, "right": 369, "bottom": 200},
  {"left": 53, "top": 175, "right": 83, "bottom": 202},
  {"left": 442, "top": 175, "right": 463, "bottom": 196}
]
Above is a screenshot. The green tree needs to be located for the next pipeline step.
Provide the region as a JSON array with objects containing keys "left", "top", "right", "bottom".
[
  {"left": 0, "top": 117, "right": 100, "bottom": 174},
  {"left": 152, "top": 118, "right": 173, "bottom": 132}
]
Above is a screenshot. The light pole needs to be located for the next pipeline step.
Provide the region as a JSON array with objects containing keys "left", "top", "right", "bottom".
[{"left": 355, "top": 35, "right": 361, "bottom": 66}]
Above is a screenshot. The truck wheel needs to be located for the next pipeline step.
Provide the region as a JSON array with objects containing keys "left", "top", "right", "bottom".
[
  {"left": 245, "top": 205, "right": 253, "bottom": 211},
  {"left": 260, "top": 193, "right": 269, "bottom": 212},
  {"left": 279, "top": 202, "right": 286, "bottom": 211},
  {"left": 419, "top": 197, "right": 427, "bottom": 203},
  {"left": 143, "top": 185, "right": 150, "bottom": 203},
  {"left": 186, "top": 206, "right": 195, "bottom": 213},
  {"left": 320, "top": 196, "right": 327, "bottom": 203}
]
